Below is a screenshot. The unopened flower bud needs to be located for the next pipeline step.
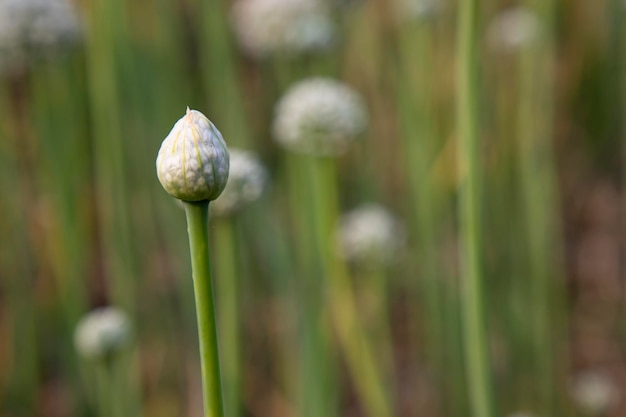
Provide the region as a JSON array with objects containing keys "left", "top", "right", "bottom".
[
  {"left": 212, "top": 149, "right": 268, "bottom": 216},
  {"left": 74, "top": 307, "right": 131, "bottom": 360},
  {"left": 156, "top": 108, "right": 230, "bottom": 202},
  {"left": 273, "top": 77, "right": 367, "bottom": 156}
]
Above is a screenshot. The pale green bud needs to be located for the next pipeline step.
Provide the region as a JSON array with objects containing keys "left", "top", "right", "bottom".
[{"left": 156, "top": 108, "right": 230, "bottom": 202}]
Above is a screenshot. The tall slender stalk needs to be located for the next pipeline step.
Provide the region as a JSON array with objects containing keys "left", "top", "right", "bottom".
[
  {"left": 183, "top": 201, "right": 225, "bottom": 417},
  {"left": 214, "top": 218, "right": 242, "bottom": 417},
  {"left": 308, "top": 157, "right": 393, "bottom": 417},
  {"left": 456, "top": 1, "right": 495, "bottom": 417}
]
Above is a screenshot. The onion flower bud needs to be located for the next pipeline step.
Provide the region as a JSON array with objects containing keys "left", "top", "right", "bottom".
[{"left": 156, "top": 108, "right": 230, "bottom": 202}]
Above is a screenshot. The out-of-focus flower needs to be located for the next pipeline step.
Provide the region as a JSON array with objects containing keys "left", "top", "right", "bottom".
[
  {"left": 486, "top": 7, "right": 541, "bottom": 52},
  {"left": 231, "top": 0, "right": 335, "bottom": 58},
  {"left": 273, "top": 77, "right": 367, "bottom": 156},
  {"left": 396, "top": 0, "right": 442, "bottom": 22},
  {"left": 571, "top": 370, "right": 619, "bottom": 415},
  {"left": 0, "top": 0, "right": 82, "bottom": 74},
  {"left": 156, "top": 108, "right": 230, "bottom": 202},
  {"left": 212, "top": 149, "right": 268, "bottom": 216},
  {"left": 336, "top": 204, "right": 406, "bottom": 265},
  {"left": 74, "top": 307, "right": 131, "bottom": 360}
]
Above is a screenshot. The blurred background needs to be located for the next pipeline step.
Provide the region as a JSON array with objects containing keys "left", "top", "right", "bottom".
[{"left": 0, "top": 0, "right": 624, "bottom": 416}]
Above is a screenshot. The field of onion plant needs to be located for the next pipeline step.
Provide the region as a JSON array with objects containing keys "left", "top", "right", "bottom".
[{"left": 0, "top": 0, "right": 625, "bottom": 416}]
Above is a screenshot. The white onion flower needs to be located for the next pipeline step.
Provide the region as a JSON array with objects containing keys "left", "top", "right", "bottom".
[
  {"left": 156, "top": 108, "right": 230, "bottom": 202},
  {"left": 212, "top": 149, "right": 268, "bottom": 216},
  {"left": 231, "top": 0, "right": 335, "bottom": 58},
  {"left": 486, "top": 7, "right": 541, "bottom": 51},
  {"left": 0, "top": 0, "right": 82, "bottom": 74},
  {"left": 337, "top": 204, "right": 406, "bottom": 265},
  {"left": 396, "top": 0, "right": 442, "bottom": 21},
  {"left": 273, "top": 77, "right": 367, "bottom": 156},
  {"left": 74, "top": 307, "right": 131, "bottom": 360},
  {"left": 571, "top": 370, "right": 619, "bottom": 415}
]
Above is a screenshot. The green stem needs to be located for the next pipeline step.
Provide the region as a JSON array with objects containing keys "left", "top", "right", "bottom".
[
  {"left": 309, "top": 158, "right": 393, "bottom": 417},
  {"left": 456, "top": 1, "right": 495, "bottom": 417},
  {"left": 184, "top": 201, "right": 225, "bottom": 417},
  {"left": 214, "top": 218, "right": 241, "bottom": 417}
]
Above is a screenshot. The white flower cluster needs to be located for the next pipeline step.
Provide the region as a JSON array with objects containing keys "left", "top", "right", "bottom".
[
  {"left": 397, "top": 0, "right": 442, "bottom": 22},
  {"left": 273, "top": 77, "right": 367, "bottom": 156},
  {"left": 0, "top": 0, "right": 82, "bottom": 74},
  {"left": 74, "top": 307, "right": 131, "bottom": 360},
  {"left": 571, "top": 370, "right": 619, "bottom": 415},
  {"left": 156, "top": 108, "right": 230, "bottom": 202},
  {"left": 486, "top": 7, "right": 541, "bottom": 51},
  {"left": 231, "top": 0, "right": 335, "bottom": 58},
  {"left": 212, "top": 149, "right": 268, "bottom": 216},
  {"left": 337, "top": 204, "right": 406, "bottom": 265}
]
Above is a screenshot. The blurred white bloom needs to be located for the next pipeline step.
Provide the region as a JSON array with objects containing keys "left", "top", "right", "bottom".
[
  {"left": 337, "top": 204, "right": 406, "bottom": 265},
  {"left": 231, "top": 0, "right": 335, "bottom": 58},
  {"left": 0, "top": 0, "right": 82, "bottom": 74},
  {"left": 212, "top": 149, "right": 268, "bottom": 216},
  {"left": 397, "top": 0, "right": 442, "bottom": 21},
  {"left": 571, "top": 370, "right": 619, "bottom": 415},
  {"left": 156, "top": 108, "right": 230, "bottom": 202},
  {"left": 273, "top": 77, "right": 367, "bottom": 156},
  {"left": 486, "top": 7, "right": 541, "bottom": 51},
  {"left": 74, "top": 307, "right": 131, "bottom": 359}
]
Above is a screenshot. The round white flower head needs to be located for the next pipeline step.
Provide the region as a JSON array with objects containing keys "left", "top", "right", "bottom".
[
  {"left": 74, "top": 307, "right": 131, "bottom": 360},
  {"left": 212, "top": 149, "right": 268, "bottom": 216},
  {"left": 0, "top": 0, "right": 82, "bottom": 74},
  {"left": 337, "top": 204, "right": 406, "bottom": 265},
  {"left": 486, "top": 7, "right": 541, "bottom": 52},
  {"left": 231, "top": 0, "right": 334, "bottom": 58},
  {"left": 273, "top": 78, "right": 367, "bottom": 156},
  {"left": 396, "top": 0, "right": 443, "bottom": 22},
  {"left": 156, "top": 108, "right": 230, "bottom": 202},
  {"left": 571, "top": 370, "right": 620, "bottom": 415}
]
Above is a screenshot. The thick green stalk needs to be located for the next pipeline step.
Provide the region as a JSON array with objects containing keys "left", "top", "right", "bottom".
[
  {"left": 456, "top": 1, "right": 495, "bottom": 417},
  {"left": 184, "top": 202, "right": 225, "bottom": 417}
]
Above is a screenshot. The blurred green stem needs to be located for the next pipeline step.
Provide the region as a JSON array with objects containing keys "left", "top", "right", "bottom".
[
  {"left": 308, "top": 157, "right": 393, "bottom": 417},
  {"left": 184, "top": 201, "right": 225, "bottom": 417},
  {"left": 214, "top": 217, "right": 242, "bottom": 417},
  {"left": 456, "top": 1, "right": 495, "bottom": 416}
]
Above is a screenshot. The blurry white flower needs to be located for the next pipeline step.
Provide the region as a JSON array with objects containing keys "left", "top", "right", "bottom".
[
  {"left": 212, "top": 149, "right": 268, "bottom": 216},
  {"left": 337, "top": 204, "right": 406, "bottom": 265},
  {"left": 397, "top": 0, "right": 442, "bottom": 21},
  {"left": 571, "top": 370, "right": 619, "bottom": 415},
  {"left": 74, "top": 307, "right": 131, "bottom": 360},
  {"left": 273, "top": 77, "right": 367, "bottom": 156},
  {"left": 486, "top": 7, "right": 541, "bottom": 51},
  {"left": 231, "top": 0, "right": 335, "bottom": 58},
  {"left": 156, "top": 108, "right": 230, "bottom": 202},
  {"left": 0, "top": 0, "right": 82, "bottom": 74}
]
